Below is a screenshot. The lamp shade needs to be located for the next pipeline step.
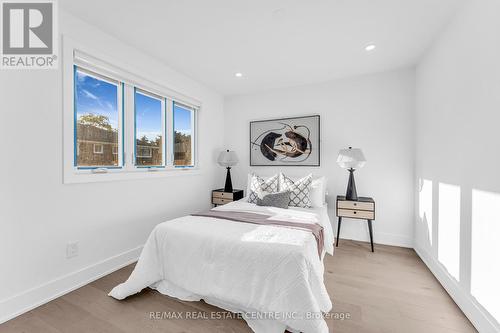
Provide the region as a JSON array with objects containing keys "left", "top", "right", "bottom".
[
  {"left": 337, "top": 147, "right": 366, "bottom": 169},
  {"left": 217, "top": 150, "right": 239, "bottom": 167}
]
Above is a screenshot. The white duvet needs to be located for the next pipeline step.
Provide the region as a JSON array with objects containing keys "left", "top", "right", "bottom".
[{"left": 109, "top": 201, "right": 334, "bottom": 333}]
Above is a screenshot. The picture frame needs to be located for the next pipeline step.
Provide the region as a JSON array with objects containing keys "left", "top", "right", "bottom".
[{"left": 250, "top": 115, "right": 320, "bottom": 166}]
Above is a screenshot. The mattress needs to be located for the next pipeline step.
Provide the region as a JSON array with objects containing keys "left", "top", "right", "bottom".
[{"left": 109, "top": 200, "right": 334, "bottom": 333}]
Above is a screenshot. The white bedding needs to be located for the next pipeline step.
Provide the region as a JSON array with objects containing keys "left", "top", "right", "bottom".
[{"left": 109, "top": 201, "right": 334, "bottom": 333}]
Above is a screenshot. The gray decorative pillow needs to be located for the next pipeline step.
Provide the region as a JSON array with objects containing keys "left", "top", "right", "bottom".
[
  {"left": 256, "top": 191, "right": 290, "bottom": 209},
  {"left": 248, "top": 174, "right": 279, "bottom": 204},
  {"left": 279, "top": 173, "right": 313, "bottom": 208}
]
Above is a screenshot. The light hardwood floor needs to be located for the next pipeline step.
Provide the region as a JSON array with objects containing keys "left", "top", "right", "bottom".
[{"left": 1, "top": 240, "right": 476, "bottom": 333}]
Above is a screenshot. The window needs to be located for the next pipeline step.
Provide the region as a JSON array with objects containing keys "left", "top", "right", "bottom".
[
  {"left": 74, "top": 67, "right": 122, "bottom": 168},
  {"left": 173, "top": 102, "right": 195, "bottom": 167},
  {"left": 135, "top": 89, "right": 164, "bottom": 167},
  {"left": 64, "top": 45, "right": 199, "bottom": 183},
  {"left": 137, "top": 146, "right": 152, "bottom": 158},
  {"left": 93, "top": 144, "right": 104, "bottom": 154}
]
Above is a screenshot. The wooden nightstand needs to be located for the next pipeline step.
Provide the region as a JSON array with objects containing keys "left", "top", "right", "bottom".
[
  {"left": 212, "top": 189, "right": 244, "bottom": 206},
  {"left": 336, "top": 195, "right": 376, "bottom": 252}
]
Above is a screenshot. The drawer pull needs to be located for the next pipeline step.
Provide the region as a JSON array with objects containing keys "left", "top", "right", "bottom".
[{"left": 353, "top": 211, "right": 357, "bottom": 214}]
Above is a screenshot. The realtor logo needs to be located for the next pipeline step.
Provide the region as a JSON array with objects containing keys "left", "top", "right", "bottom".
[{"left": 1, "top": 0, "right": 58, "bottom": 69}]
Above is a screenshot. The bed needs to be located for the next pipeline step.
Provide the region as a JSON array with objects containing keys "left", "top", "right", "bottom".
[{"left": 109, "top": 199, "right": 334, "bottom": 333}]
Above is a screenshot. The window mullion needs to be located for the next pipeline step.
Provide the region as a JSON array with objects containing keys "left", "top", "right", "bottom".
[
  {"left": 161, "top": 98, "right": 167, "bottom": 167},
  {"left": 118, "top": 82, "right": 124, "bottom": 167},
  {"left": 191, "top": 108, "right": 196, "bottom": 167},
  {"left": 166, "top": 98, "right": 174, "bottom": 167},
  {"left": 123, "top": 84, "right": 135, "bottom": 172}
]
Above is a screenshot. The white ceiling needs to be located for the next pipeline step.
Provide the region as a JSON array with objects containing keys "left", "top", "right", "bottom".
[{"left": 61, "top": 0, "right": 464, "bottom": 96}]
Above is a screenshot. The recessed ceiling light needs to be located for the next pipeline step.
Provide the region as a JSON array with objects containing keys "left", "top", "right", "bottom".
[
  {"left": 272, "top": 8, "right": 287, "bottom": 20},
  {"left": 235, "top": 72, "right": 243, "bottom": 78},
  {"left": 365, "top": 44, "right": 376, "bottom": 52}
]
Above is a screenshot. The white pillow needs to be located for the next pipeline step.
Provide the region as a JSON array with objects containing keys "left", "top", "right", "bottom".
[
  {"left": 310, "top": 176, "right": 327, "bottom": 208},
  {"left": 246, "top": 173, "right": 253, "bottom": 195}
]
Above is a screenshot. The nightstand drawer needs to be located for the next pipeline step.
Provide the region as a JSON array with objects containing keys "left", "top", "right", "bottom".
[
  {"left": 212, "top": 189, "right": 243, "bottom": 206},
  {"left": 212, "top": 197, "right": 232, "bottom": 205},
  {"left": 213, "top": 191, "right": 234, "bottom": 199},
  {"left": 337, "top": 209, "right": 375, "bottom": 220},
  {"left": 337, "top": 200, "right": 374, "bottom": 211}
]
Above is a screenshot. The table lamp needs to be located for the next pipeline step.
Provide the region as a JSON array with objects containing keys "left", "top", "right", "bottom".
[
  {"left": 217, "top": 150, "right": 239, "bottom": 192},
  {"left": 337, "top": 147, "right": 366, "bottom": 201}
]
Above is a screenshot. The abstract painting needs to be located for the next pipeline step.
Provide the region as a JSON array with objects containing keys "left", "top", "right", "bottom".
[{"left": 250, "top": 115, "right": 320, "bottom": 166}]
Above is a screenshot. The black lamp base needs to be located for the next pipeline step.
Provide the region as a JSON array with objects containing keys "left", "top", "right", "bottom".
[
  {"left": 346, "top": 168, "right": 358, "bottom": 201},
  {"left": 224, "top": 167, "right": 233, "bottom": 192}
]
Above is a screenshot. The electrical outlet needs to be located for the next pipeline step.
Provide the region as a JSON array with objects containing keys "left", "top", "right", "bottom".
[{"left": 66, "top": 242, "right": 79, "bottom": 259}]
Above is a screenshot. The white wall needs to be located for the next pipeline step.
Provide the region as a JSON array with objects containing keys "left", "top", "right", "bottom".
[
  {"left": 0, "top": 10, "right": 224, "bottom": 322},
  {"left": 415, "top": 0, "right": 500, "bottom": 331},
  {"left": 224, "top": 69, "right": 415, "bottom": 248}
]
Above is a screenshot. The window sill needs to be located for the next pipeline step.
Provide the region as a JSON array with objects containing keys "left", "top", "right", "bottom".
[{"left": 63, "top": 167, "right": 202, "bottom": 184}]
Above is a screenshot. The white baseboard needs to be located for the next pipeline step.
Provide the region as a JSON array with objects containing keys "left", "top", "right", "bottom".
[
  {"left": 328, "top": 211, "right": 413, "bottom": 248},
  {"left": 0, "top": 246, "right": 143, "bottom": 324},
  {"left": 414, "top": 246, "right": 500, "bottom": 333}
]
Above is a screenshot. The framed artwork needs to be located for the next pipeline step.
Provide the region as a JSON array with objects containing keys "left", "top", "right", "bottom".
[{"left": 250, "top": 115, "right": 320, "bottom": 166}]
